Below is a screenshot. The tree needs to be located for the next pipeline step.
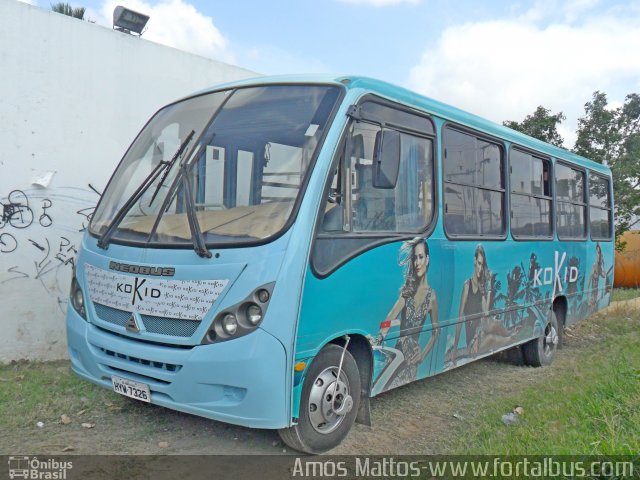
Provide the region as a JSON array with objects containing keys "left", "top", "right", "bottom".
[
  {"left": 51, "top": 2, "right": 86, "bottom": 20},
  {"left": 574, "top": 91, "right": 640, "bottom": 249},
  {"left": 503, "top": 106, "right": 566, "bottom": 148}
]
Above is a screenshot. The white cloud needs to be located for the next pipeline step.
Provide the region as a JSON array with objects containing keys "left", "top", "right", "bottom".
[
  {"left": 408, "top": 12, "right": 640, "bottom": 148},
  {"left": 561, "top": 0, "right": 601, "bottom": 22},
  {"left": 91, "top": 0, "right": 233, "bottom": 63},
  {"left": 522, "top": 0, "right": 602, "bottom": 23},
  {"left": 243, "top": 45, "right": 333, "bottom": 76},
  {"left": 337, "top": 0, "right": 421, "bottom": 6}
]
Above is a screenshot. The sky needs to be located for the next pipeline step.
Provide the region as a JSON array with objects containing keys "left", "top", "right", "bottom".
[{"left": 21, "top": 0, "right": 640, "bottom": 148}]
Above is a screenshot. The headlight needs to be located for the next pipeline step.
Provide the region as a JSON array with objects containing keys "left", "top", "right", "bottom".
[
  {"left": 246, "top": 304, "right": 262, "bottom": 325},
  {"left": 221, "top": 313, "right": 238, "bottom": 335},
  {"left": 256, "top": 289, "right": 270, "bottom": 303},
  {"left": 202, "top": 282, "right": 274, "bottom": 345},
  {"left": 73, "top": 288, "right": 84, "bottom": 311},
  {"left": 206, "top": 329, "right": 216, "bottom": 343},
  {"left": 70, "top": 276, "right": 87, "bottom": 319}
]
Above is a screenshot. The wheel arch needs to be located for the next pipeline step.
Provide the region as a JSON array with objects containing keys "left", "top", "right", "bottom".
[
  {"left": 552, "top": 295, "right": 568, "bottom": 327},
  {"left": 329, "top": 333, "right": 374, "bottom": 397},
  {"left": 552, "top": 295, "right": 568, "bottom": 348}
]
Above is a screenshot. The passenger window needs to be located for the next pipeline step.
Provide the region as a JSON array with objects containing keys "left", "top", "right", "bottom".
[
  {"left": 510, "top": 149, "right": 552, "bottom": 239},
  {"left": 555, "top": 163, "right": 587, "bottom": 239},
  {"left": 349, "top": 122, "right": 433, "bottom": 232},
  {"left": 443, "top": 127, "right": 505, "bottom": 237},
  {"left": 589, "top": 173, "right": 612, "bottom": 240},
  {"left": 320, "top": 103, "right": 435, "bottom": 234}
]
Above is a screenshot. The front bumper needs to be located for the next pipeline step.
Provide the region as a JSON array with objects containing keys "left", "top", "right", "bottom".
[{"left": 66, "top": 308, "right": 289, "bottom": 429}]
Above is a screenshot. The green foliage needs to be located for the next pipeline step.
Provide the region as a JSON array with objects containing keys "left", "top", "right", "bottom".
[
  {"left": 503, "top": 106, "right": 566, "bottom": 148},
  {"left": 574, "top": 92, "right": 640, "bottom": 249},
  {"left": 450, "top": 311, "right": 640, "bottom": 455},
  {"left": 50, "top": 2, "right": 85, "bottom": 20},
  {"left": 612, "top": 288, "right": 640, "bottom": 303}
]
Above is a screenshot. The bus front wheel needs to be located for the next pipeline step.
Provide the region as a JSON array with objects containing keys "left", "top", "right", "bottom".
[
  {"left": 523, "top": 311, "right": 559, "bottom": 367},
  {"left": 279, "top": 344, "right": 361, "bottom": 454}
]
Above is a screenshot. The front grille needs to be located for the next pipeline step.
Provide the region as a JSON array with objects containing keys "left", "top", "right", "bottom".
[
  {"left": 97, "top": 347, "right": 182, "bottom": 374},
  {"left": 92, "top": 303, "right": 201, "bottom": 338},
  {"left": 93, "top": 303, "right": 129, "bottom": 327},
  {"left": 93, "top": 325, "right": 194, "bottom": 349},
  {"left": 141, "top": 315, "right": 200, "bottom": 337}
]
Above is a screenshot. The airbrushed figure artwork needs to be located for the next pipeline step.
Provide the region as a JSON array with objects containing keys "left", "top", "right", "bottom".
[
  {"left": 369, "top": 238, "right": 612, "bottom": 396},
  {"left": 369, "top": 238, "right": 438, "bottom": 394}
]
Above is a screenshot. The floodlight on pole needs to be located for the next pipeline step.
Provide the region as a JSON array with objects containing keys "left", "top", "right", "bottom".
[{"left": 113, "top": 6, "right": 150, "bottom": 36}]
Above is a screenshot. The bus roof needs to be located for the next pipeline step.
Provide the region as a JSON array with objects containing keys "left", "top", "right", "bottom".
[{"left": 191, "top": 74, "right": 611, "bottom": 176}]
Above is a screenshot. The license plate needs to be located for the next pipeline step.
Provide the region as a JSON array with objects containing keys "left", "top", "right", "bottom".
[{"left": 111, "top": 375, "right": 151, "bottom": 403}]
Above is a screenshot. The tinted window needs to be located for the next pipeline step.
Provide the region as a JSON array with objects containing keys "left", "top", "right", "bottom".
[
  {"left": 589, "top": 173, "right": 612, "bottom": 240},
  {"left": 444, "top": 185, "right": 504, "bottom": 236},
  {"left": 443, "top": 129, "right": 502, "bottom": 189},
  {"left": 321, "top": 104, "right": 435, "bottom": 234},
  {"left": 555, "top": 164, "right": 584, "bottom": 202},
  {"left": 510, "top": 149, "right": 548, "bottom": 196},
  {"left": 350, "top": 123, "right": 434, "bottom": 232},
  {"left": 359, "top": 102, "right": 435, "bottom": 135},
  {"left": 443, "top": 127, "right": 505, "bottom": 237},
  {"left": 590, "top": 207, "right": 611, "bottom": 239},
  {"left": 557, "top": 202, "right": 587, "bottom": 238},
  {"left": 589, "top": 174, "right": 611, "bottom": 209},
  {"left": 509, "top": 149, "right": 552, "bottom": 239},
  {"left": 555, "top": 164, "right": 587, "bottom": 239},
  {"left": 511, "top": 195, "right": 552, "bottom": 238}
]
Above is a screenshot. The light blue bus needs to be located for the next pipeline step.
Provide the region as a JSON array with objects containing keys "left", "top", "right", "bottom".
[{"left": 66, "top": 75, "right": 614, "bottom": 453}]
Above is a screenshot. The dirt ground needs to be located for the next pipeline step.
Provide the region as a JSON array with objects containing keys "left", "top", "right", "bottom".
[{"left": 2, "top": 301, "right": 636, "bottom": 456}]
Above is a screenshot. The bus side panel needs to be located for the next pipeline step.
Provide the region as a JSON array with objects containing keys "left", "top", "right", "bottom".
[
  {"left": 432, "top": 240, "right": 551, "bottom": 374},
  {"left": 428, "top": 238, "right": 613, "bottom": 376},
  {"left": 293, "top": 235, "right": 614, "bottom": 414},
  {"left": 565, "top": 240, "right": 614, "bottom": 325},
  {"left": 294, "top": 239, "right": 439, "bottom": 414}
]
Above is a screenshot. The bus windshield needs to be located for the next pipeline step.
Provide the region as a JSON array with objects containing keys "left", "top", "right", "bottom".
[{"left": 90, "top": 84, "right": 341, "bottom": 250}]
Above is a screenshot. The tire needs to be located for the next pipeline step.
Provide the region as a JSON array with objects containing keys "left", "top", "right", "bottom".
[
  {"left": 503, "top": 345, "right": 524, "bottom": 365},
  {"left": 523, "top": 311, "right": 559, "bottom": 367},
  {"left": 556, "top": 312, "right": 565, "bottom": 349},
  {"left": 278, "top": 344, "right": 361, "bottom": 454}
]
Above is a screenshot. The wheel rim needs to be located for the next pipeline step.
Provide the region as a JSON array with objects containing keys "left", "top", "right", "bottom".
[
  {"left": 543, "top": 323, "right": 559, "bottom": 357},
  {"left": 308, "top": 366, "right": 350, "bottom": 434}
]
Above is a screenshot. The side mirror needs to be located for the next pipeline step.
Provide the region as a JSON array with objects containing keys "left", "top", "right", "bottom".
[{"left": 373, "top": 129, "right": 400, "bottom": 189}]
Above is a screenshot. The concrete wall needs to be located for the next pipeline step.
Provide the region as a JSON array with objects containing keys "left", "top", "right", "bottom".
[{"left": 0, "top": 0, "right": 258, "bottom": 362}]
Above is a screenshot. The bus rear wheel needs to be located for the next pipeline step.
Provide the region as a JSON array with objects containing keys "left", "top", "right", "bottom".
[
  {"left": 278, "top": 344, "right": 361, "bottom": 454},
  {"left": 523, "top": 311, "right": 559, "bottom": 367}
]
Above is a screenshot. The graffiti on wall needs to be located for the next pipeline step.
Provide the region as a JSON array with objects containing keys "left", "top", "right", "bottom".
[{"left": 0, "top": 186, "right": 100, "bottom": 312}]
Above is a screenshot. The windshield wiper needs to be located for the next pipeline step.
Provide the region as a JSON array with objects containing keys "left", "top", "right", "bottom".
[
  {"left": 178, "top": 161, "right": 212, "bottom": 258},
  {"left": 97, "top": 130, "right": 196, "bottom": 250},
  {"left": 147, "top": 129, "right": 196, "bottom": 207},
  {"left": 147, "top": 156, "right": 211, "bottom": 258}
]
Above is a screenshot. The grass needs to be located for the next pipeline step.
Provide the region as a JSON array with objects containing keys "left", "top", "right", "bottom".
[
  {"left": 612, "top": 288, "right": 640, "bottom": 303},
  {"left": 0, "top": 360, "right": 143, "bottom": 432},
  {"left": 449, "top": 306, "right": 640, "bottom": 455}
]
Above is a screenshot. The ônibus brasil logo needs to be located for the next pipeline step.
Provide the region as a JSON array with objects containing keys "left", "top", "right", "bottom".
[{"left": 8, "top": 457, "right": 72, "bottom": 480}]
